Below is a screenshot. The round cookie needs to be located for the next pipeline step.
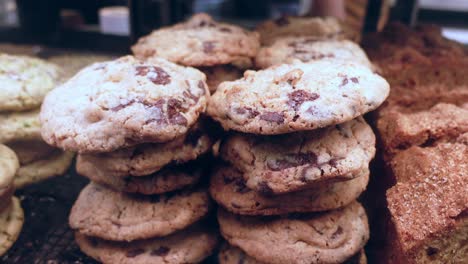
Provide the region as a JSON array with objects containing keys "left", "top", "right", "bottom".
[
  {"left": 0, "top": 197, "right": 24, "bottom": 256},
  {"left": 207, "top": 60, "right": 389, "bottom": 135},
  {"left": 81, "top": 163, "right": 203, "bottom": 195},
  {"left": 0, "top": 54, "right": 61, "bottom": 112},
  {"left": 255, "top": 16, "right": 345, "bottom": 45},
  {"left": 218, "top": 201, "right": 369, "bottom": 264},
  {"left": 0, "top": 109, "right": 41, "bottom": 143},
  {"left": 210, "top": 165, "right": 369, "bottom": 215},
  {"left": 76, "top": 121, "right": 213, "bottom": 178},
  {"left": 69, "top": 183, "right": 212, "bottom": 241},
  {"left": 219, "top": 243, "right": 367, "bottom": 264},
  {"left": 199, "top": 65, "right": 243, "bottom": 94},
  {"left": 220, "top": 117, "right": 375, "bottom": 194},
  {"left": 40, "top": 56, "right": 210, "bottom": 153},
  {"left": 0, "top": 144, "right": 19, "bottom": 190},
  {"left": 14, "top": 151, "right": 74, "bottom": 189},
  {"left": 75, "top": 223, "right": 219, "bottom": 264},
  {"left": 255, "top": 38, "right": 373, "bottom": 69},
  {"left": 132, "top": 13, "right": 260, "bottom": 67}
]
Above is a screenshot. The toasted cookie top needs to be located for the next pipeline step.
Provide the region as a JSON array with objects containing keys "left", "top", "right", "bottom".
[
  {"left": 0, "top": 54, "right": 60, "bottom": 112},
  {"left": 219, "top": 117, "right": 375, "bottom": 194},
  {"left": 256, "top": 16, "right": 345, "bottom": 45},
  {"left": 132, "top": 13, "right": 260, "bottom": 67},
  {"left": 208, "top": 60, "right": 389, "bottom": 134},
  {"left": 218, "top": 201, "right": 369, "bottom": 264},
  {"left": 255, "top": 38, "right": 372, "bottom": 69},
  {"left": 40, "top": 56, "right": 209, "bottom": 153}
]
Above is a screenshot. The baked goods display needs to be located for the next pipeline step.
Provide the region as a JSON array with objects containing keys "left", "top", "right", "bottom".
[
  {"left": 0, "top": 54, "right": 74, "bottom": 189},
  {"left": 40, "top": 54, "right": 218, "bottom": 263},
  {"left": 132, "top": 13, "right": 260, "bottom": 93},
  {"left": 0, "top": 144, "right": 23, "bottom": 256},
  {"left": 363, "top": 23, "right": 468, "bottom": 263},
  {"left": 1, "top": 10, "right": 466, "bottom": 264}
]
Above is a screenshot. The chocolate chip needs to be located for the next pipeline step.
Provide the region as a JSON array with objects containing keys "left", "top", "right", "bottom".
[
  {"left": 350, "top": 77, "right": 359, "bottom": 83},
  {"left": 203, "top": 41, "right": 216, "bottom": 53},
  {"left": 257, "top": 181, "right": 273, "bottom": 196},
  {"left": 331, "top": 226, "right": 343, "bottom": 239},
  {"left": 126, "top": 248, "right": 145, "bottom": 258},
  {"left": 328, "top": 159, "right": 338, "bottom": 167},
  {"left": 274, "top": 16, "right": 289, "bottom": 26},
  {"left": 341, "top": 77, "right": 349, "bottom": 87},
  {"left": 287, "top": 90, "right": 320, "bottom": 110},
  {"left": 136, "top": 66, "right": 171, "bottom": 85},
  {"left": 426, "top": 247, "right": 438, "bottom": 257},
  {"left": 167, "top": 99, "right": 188, "bottom": 126},
  {"left": 197, "top": 80, "right": 207, "bottom": 95},
  {"left": 220, "top": 27, "right": 232, "bottom": 32},
  {"left": 259, "top": 112, "right": 284, "bottom": 124},
  {"left": 150, "top": 246, "right": 170, "bottom": 256},
  {"left": 234, "top": 107, "right": 259, "bottom": 119},
  {"left": 266, "top": 152, "right": 317, "bottom": 171},
  {"left": 111, "top": 99, "right": 136, "bottom": 111}
]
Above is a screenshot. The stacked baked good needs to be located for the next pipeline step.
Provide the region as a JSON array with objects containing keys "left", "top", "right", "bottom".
[
  {"left": 39, "top": 55, "right": 219, "bottom": 263},
  {"left": 0, "top": 144, "right": 23, "bottom": 256},
  {"left": 0, "top": 54, "right": 74, "bottom": 188},
  {"left": 363, "top": 23, "right": 468, "bottom": 263},
  {"left": 132, "top": 13, "right": 260, "bottom": 93},
  {"left": 206, "top": 16, "right": 390, "bottom": 261}
]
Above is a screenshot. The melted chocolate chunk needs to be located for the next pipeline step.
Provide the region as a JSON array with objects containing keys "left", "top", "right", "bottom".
[
  {"left": 287, "top": 90, "right": 320, "bottom": 110},
  {"left": 259, "top": 112, "right": 284, "bottom": 124},
  {"left": 341, "top": 77, "right": 349, "bottom": 87},
  {"left": 234, "top": 107, "right": 260, "bottom": 119},
  {"left": 167, "top": 99, "right": 188, "bottom": 126},
  {"left": 126, "top": 248, "right": 145, "bottom": 258},
  {"left": 110, "top": 99, "right": 136, "bottom": 111},
  {"left": 150, "top": 246, "right": 170, "bottom": 256},
  {"left": 136, "top": 66, "right": 171, "bottom": 85},
  {"left": 197, "top": 80, "right": 207, "bottom": 94},
  {"left": 350, "top": 77, "right": 359, "bottom": 83},
  {"left": 266, "top": 152, "right": 317, "bottom": 171},
  {"left": 203, "top": 41, "right": 216, "bottom": 53}
]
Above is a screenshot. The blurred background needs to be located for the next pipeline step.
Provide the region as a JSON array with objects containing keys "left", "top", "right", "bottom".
[{"left": 0, "top": 0, "right": 467, "bottom": 51}]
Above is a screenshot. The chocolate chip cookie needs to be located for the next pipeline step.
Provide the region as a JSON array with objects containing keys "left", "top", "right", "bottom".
[
  {"left": 40, "top": 56, "right": 210, "bottom": 153},
  {"left": 75, "top": 222, "right": 219, "bottom": 264},
  {"left": 0, "top": 54, "right": 61, "bottom": 112},
  {"left": 132, "top": 13, "right": 260, "bottom": 67},
  {"left": 69, "top": 183, "right": 212, "bottom": 241},
  {"left": 255, "top": 38, "right": 372, "bottom": 69},
  {"left": 81, "top": 163, "right": 203, "bottom": 195},
  {"left": 220, "top": 117, "right": 375, "bottom": 194},
  {"left": 218, "top": 243, "right": 367, "bottom": 264},
  {"left": 210, "top": 165, "right": 369, "bottom": 215},
  {"left": 207, "top": 60, "right": 389, "bottom": 135},
  {"left": 0, "top": 109, "right": 41, "bottom": 143},
  {"left": 218, "top": 201, "right": 369, "bottom": 264},
  {"left": 0, "top": 197, "right": 24, "bottom": 256},
  {"left": 76, "top": 121, "right": 213, "bottom": 178},
  {"left": 0, "top": 144, "right": 19, "bottom": 192},
  {"left": 255, "top": 16, "right": 345, "bottom": 45}
]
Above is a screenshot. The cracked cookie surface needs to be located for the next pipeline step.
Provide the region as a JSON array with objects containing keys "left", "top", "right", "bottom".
[
  {"left": 40, "top": 56, "right": 209, "bottom": 153},
  {"left": 218, "top": 201, "right": 369, "bottom": 264},
  {"left": 208, "top": 60, "right": 389, "bottom": 135},
  {"left": 132, "top": 13, "right": 260, "bottom": 67},
  {"left": 219, "top": 117, "right": 375, "bottom": 194},
  {"left": 69, "top": 183, "right": 211, "bottom": 241}
]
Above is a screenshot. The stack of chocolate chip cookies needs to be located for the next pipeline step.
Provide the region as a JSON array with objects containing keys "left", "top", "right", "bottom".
[
  {"left": 132, "top": 13, "right": 260, "bottom": 93},
  {"left": 207, "top": 41, "right": 390, "bottom": 262},
  {"left": 0, "top": 54, "right": 74, "bottom": 189},
  {"left": 0, "top": 144, "right": 24, "bottom": 256},
  {"left": 40, "top": 55, "right": 219, "bottom": 263}
]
